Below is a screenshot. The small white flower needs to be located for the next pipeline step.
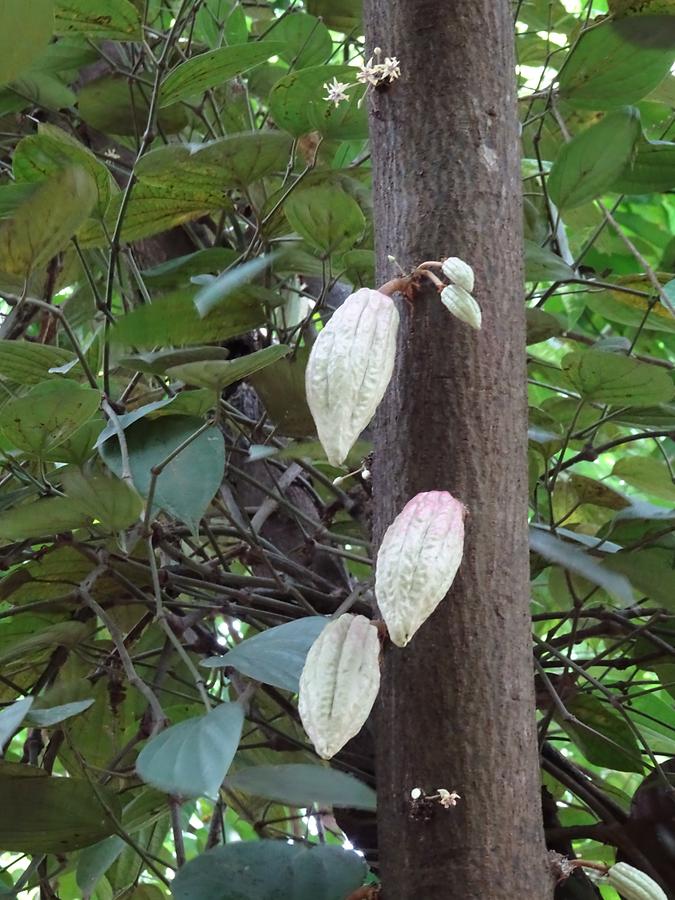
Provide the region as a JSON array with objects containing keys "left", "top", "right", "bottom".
[
  {"left": 323, "top": 77, "right": 350, "bottom": 107},
  {"left": 410, "top": 787, "right": 422, "bottom": 800},
  {"left": 104, "top": 147, "right": 121, "bottom": 161},
  {"left": 436, "top": 788, "right": 461, "bottom": 808},
  {"left": 357, "top": 57, "right": 381, "bottom": 86},
  {"left": 380, "top": 56, "right": 401, "bottom": 81}
]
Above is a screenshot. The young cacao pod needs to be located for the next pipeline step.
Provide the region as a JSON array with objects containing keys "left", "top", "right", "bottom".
[
  {"left": 298, "top": 613, "right": 381, "bottom": 759},
  {"left": 441, "top": 256, "right": 474, "bottom": 293},
  {"left": 605, "top": 863, "right": 666, "bottom": 900},
  {"left": 305, "top": 289, "right": 399, "bottom": 466},
  {"left": 375, "top": 491, "right": 466, "bottom": 647},
  {"left": 440, "top": 283, "right": 482, "bottom": 330}
]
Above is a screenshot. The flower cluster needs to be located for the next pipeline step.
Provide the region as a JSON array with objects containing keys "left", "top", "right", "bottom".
[{"left": 323, "top": 47, "right": 401, "bottom": 107}]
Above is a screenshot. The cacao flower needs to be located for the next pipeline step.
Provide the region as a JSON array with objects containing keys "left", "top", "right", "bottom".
[
  {"left": 305, "top": 289, "right": 399, "bottom": 466},
  {"left": 440, "top": 283, "right": 482, "bottom": 330},
  {"left": 298, "top": 613, "right": 381, "bottom": 759},
  {"left": 375, "top": 491, "right": 466, "bottom": 647},
  {"left": 442, "top": 256, "right": 474, "bottom": 293}
]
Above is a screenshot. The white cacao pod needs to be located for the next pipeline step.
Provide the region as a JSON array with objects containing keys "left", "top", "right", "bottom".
[
  {"left": 441, "top": 256, "right": 474, "bottom": 293},
  {"left": 305, "top": 289, "right": 399, "bottom": 466},
  {"left": 606, "top": 863, "right": 667, "bottom": 900},
  {"left": 298, "top": 613, "right": 381, "bottom": 759},
  {"left": 440, "top": 283, "right": 482, "bottom": 330},
  {"left": 375, "top": 491, "right": 466, "bottom": 647}
]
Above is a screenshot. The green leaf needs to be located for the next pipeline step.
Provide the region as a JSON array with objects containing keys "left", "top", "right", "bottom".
[
  {"left": 559, "top": 693, "right": 644, "bottom": 773},
  {"left": 202, "top": 616, "right": 327, "bottom": 691},
  {"left": 77, "top": 836, "right": 126, "bottom": 898},
  {"left": 612, "top": 456, "right": 675, "bottom": 502},
  {"left": 561, "top": 349, "right": 675, "bottom": 406},
  {"left": 117, "top": 347, "right": 231, "bottom": 376},
  {"left": 267, "top": 13, "right": 333, "bottom": 69},
  {"left": 0, "top": 341, "right": 76, "bottom": 384},
  {"left": 62, "top": 468, "right": 143, "bottom": 530},
  {"left": 306, "top": 0, "right": 361, "bottom": 32},
  {"left": 269, "top": 65, "right": 368, "bottom": 139},
  {"left": 529, "top": 527, "right": 634, "bottom": 604},
  {"left": 547, "top": 107, "right": 641, "bottom": 210},
  {"left": 0, "top": 495, "right": 92, "bottom": 540},
  {"left": 604, "top": 547, "right": 675, "bottom": 608},
  {"left": 558, "top": 21, "right": 675, "bottom": 108},
  {"left": 0, "top": 621, "right": 90, "bottom": 665},
  {"left": 13, "top": 122, "right": 116, "bottom": 215},
  {"left": 78, "top": 180, "right": 227, "bottom": 246},
  {"left": 54, "top": 0, "right": 142, "bottom": 39},
  {"left": 9, "top": 72, "right": 75, "bottom": 110},
  {"left": 225, "top": 764, "right": 376, "bottom": 811},
  {"left": 111, "top": 287, "right": 276, "bottom": 348},
  {"left": 0, "top": 0, "right": 54, "bottom": 88},
  {"left": 136, "top": 131, "right": 293, "bottom": 191},
  {"left": 160, "top": 42, "right": 286, "bottom": 107},
  {"left": 0, "top": 165, "right": 97, "bottom": 276},
  {"left": 141, "top": 248, "right": 239, "bottom": 289},
  {"left": 0, "top": 697, "right": 33, "bottom": 745},
  {"left": 26, "top": 698, "right": 94, "bottom": 726},
  {"left": 77, "top": 74, "right": 188, "bottom": 136},
  {"left": 0, "top": 182, "right": 39, "bottom": 219},
  {"left": 99, "top": 415, "right": 225, "bottom": 532},
  {"left": 524, "top": 240, "right": 575, "bottom": 281},
  {"left": 284, "top": 185, "right": 365, "bottom": 255},
  {"left": 136, "top": 702, "right": 244, "bottom": 799},
  {"left": 169, "top": 344, "right": 291, "bottom": 390},
  {"left": 526, "top": 308, "right": 563, "bottom": 344},
  {"left": 0, "top": 773, "right": 121, "bottom": 852},
  {"left": 194, "top": 253, "right": 279, "bottom": 317},
  {"left": 613, "top": 138, "right": 675, "bottom": 193},
  {"left": 172, "top": 842, "right": 367, "bottom": 900},
  {"left": 0, "top": 380, "right": 101, "bottom": 457},
  {"left": 251, "top": 347, "right": 315, "bottom": 438}
]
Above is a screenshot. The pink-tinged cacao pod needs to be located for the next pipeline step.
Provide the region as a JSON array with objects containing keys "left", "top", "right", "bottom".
[
  {"left": 298, "top": 613, "right": 381, "bottom": 759},
  {"left": 375, "top": 491, "right": 466, "bottom": 647},
  {"left": 305, "top": 289, "right": 399, "bottom": 466}
]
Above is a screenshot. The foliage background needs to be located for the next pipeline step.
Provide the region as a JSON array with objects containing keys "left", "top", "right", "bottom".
[{"left": 0, "top": 0, "right": 673, "bottom": 897}]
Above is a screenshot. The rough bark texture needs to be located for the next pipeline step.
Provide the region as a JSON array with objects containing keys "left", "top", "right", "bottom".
[{"left": 364, "top": 1, "right": 553, "bottom": 897}]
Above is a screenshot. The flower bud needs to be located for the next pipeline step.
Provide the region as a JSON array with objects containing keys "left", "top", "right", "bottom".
[
  {"left": 440, "top": 284, "right": 482, "bottom": 330},
  {"left": 441, "top": 257, "right": 474, "bottom": 293},
  {"left": 298, "top": 613, "right": 381, "bottom": 759},
  {"left": 375, "top": 491, "right": 466, "bottom": 647},
  {"left": 305, "top": 289, "right": 399, "bottom": 466}
]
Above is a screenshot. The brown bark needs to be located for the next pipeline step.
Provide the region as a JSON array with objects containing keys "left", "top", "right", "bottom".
[{"left": 364, "top": 1, "right": 552, "bottom": 897}]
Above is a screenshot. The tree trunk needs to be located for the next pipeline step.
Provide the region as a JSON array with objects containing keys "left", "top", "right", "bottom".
[{"left": 364, "top": 1, "right": 553, "bottom": 897}]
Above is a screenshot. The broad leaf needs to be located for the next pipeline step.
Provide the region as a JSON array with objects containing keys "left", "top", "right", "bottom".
[
  {"left": 0, "top": 773, "right": 121, "bottom": 852},
  {"left": 561, "top": 349, "right": 675, "bottom": 406},
  {"left": 194, "top": 253, "right": 279, "bottom": 317},
  {"left": 524, "top": 240, "right": 575, "bottom": 281},
  {"left": 0, "top": 697, "right": 33, "bottom": 745},
  {"left": 202, "top": 616, "right": 327, "bottom": 691},
  {"left": 612, "top": 456, "right": 675, "bottom": 502},
  {"left": 54, "top": 0, "right": 142, "bottom": 39},
  {"left": 26, "top": 698, "right": 94, "bottom": 726},
  {"left": 558, "top": 22, "right": 675, "bottom": 108},
  {"left": 267, "top": 13, "right": 332, "bottom": 69},
  {"left": 559, "top": 694, "right": 644, "bottom": 773},
  {"left": 171, "top": 841, "right": 367, "bottom": 900},
  {"left": 225, "top": 763, "right": 376, "bottom": 810},
  {"left": 100, "top": 415, "right": 226, "bottom": 532},
  {"left": 160, "top": 42, "right": 286, "bottom": 107},
  {"left": 169, "top": 344, "right": 291, "bottom": 390},
  {"left": 0, "top": 340, "right": 76, "bottom": 384},
  {"left": 0, "top": 380, "right": 101, "bottom": 456},
  {"left": 547, "top": 107, "right": 641, "bottom": 210},
  {"left": 269, "top": 65, "right": 368, "bottom": 139},
  {"left": 62, "top": 468, "right": 143, "bottom": 530},
  {"left": 0, "top": 0, "right": 54, "bottom": 87},
  {"left": 77, "top": 74, "right": 188, "bottom": 136},
  {"left": 613, "top": 138, "right": 675, "bottom": 193},
  {"left": 284, "top": 185, "right": 365, "bottom": 255},
  {"left": 0, "top": 166, "right": 97, "bottom": 276},
  {"left": 136, "top": 702, "right": 244, "bottom": 799}
]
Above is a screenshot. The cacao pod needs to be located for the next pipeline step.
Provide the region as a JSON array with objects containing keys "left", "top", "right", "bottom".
[
  {"left": 441, "top": 256, "right": 474, "bottom": 293},
  {"left": 298, "top": 613, "right": 381, "bottom": 759},
  {"left": 305, "top": 289, "right": 399, "bottom": 466},
  {"left": 606, "top": 863, "right": 666, "bottom": 900},
  {"left": 440, "top": 283, "right": 482, "bottom": 330},
  {"left": 375, "top": 491, "right": 466, "bottom": 647}
]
